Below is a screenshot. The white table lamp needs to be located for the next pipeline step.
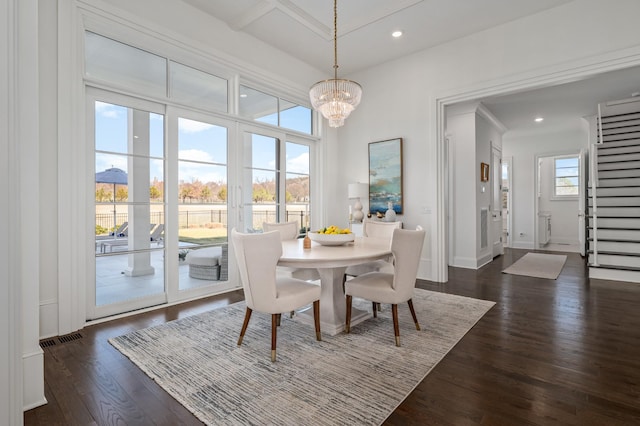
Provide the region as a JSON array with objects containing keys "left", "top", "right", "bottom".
[{"left": 348, "top": 183, "right": 368, "bottom": 222}]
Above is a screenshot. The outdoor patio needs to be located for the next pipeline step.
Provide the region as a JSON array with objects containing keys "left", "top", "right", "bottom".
[{"left": 95, "top": 247, "right": 225, "bottom": 307}]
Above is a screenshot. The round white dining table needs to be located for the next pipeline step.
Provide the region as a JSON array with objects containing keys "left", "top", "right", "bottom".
[{"left": 279, "top": 237, "right": 391, "bottom": 335}]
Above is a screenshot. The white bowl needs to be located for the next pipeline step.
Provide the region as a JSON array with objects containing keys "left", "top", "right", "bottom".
[{"left": 307, "top": 232, "right": 355, "bottom": 246}]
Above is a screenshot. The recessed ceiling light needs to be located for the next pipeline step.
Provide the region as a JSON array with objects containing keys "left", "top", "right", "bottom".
[
  {"left": 391, "top": 30, "right": 403, "bottom": 38},
  {"left": 535, "top": 117, "right": 544, "bottom": 122},
  {"left": 240, "top": 94, "right": 247, "bottom": 98}
]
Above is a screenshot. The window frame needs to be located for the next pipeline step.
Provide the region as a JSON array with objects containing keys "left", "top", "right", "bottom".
[{"left": 552, "top": 155, "right": 580, "bottom": 200}]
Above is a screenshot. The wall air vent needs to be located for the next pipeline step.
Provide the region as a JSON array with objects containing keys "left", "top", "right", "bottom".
[{"left": 480, "top": 207, "right": 488, "bottom": 249}]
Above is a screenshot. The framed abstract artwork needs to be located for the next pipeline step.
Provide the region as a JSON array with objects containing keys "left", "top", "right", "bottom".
[{"left": 369, "top": 138, "right": 403, "bottom": 215}]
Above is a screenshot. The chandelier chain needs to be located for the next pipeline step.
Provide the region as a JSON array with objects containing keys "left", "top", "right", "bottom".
[
  {"left": 308, "top": 0, "right": 362, "bottom": 128},
  {"left": 333, "top": 0, "right": 338, "bottom": 80}
]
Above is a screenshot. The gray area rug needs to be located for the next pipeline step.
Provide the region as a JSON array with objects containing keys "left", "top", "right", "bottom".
[
  {"left": 502, "top": 252, "right": 567, "bottom": 279},
  {"left": 110, "top": 289, "right": 495, "bottom": 425}
]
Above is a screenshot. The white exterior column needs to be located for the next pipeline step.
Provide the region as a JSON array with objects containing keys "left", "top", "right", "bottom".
[{"left": 125, "top": 109, "right": 154, "bottom": 276}]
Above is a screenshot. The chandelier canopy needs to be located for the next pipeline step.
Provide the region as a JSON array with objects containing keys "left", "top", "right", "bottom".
[{"left": 309, "top": 0, "right": 362, "bottom": 128}]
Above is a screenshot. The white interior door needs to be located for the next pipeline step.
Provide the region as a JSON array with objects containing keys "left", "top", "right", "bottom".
[
  {"left": 502, "top": 157, "right": 512, "bottom": 248},
  {"left": 491, "top": 144, "right": 504, "bottom": 257}
]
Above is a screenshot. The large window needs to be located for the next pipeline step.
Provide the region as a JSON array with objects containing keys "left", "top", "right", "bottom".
[
  {"left": 85, "top": 30, "right": 317, "bottom": 318},
  {"left": 242, "top": 131, "right": 311, "bottom": 234},
  {"left": 554, "top": 156, "right": 579, "bottom": 197},
  {"left": 239, "top": 85, "right": 312, "bottom": 135}
]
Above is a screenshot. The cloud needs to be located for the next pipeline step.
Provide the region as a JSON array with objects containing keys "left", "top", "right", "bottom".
[
  {"left": 286, "top": 152, "right": 309, "bottom": 174},
  {"left": 179, "top": 118, "right": 215, "bottom": 134},
  {"left": 95, "top": 101, "right": 121, "bottom": 119},
  {"left": 179, "top": 149, "right": 215, "bottom": 163},
  {"left": 179, "top": 161, "right": 226, "bottom": 184}
]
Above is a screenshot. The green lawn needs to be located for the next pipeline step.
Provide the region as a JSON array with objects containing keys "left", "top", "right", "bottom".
[{"left": 179, "top": 227, "right": 228, "bottom": 245}]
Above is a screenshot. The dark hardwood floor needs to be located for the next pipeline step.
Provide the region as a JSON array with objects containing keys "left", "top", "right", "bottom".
[{"left": 25, "top": 249, "right": 640, "bottom": 425}]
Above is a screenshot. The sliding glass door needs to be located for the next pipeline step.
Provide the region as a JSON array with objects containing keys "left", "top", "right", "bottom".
[
  {"left": 88, "top": 94, "right": 314, "bottom": 320},
  {"left": 171, "top": 111, "right": 235, "bottom": 294},
  {"left": 90, "top": 90, "right": 166, "bottom": 320}
]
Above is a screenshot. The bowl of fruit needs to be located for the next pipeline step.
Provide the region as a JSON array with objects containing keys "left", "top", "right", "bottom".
[{"left": 308, "top": 226, "right": 355, "bottom": 246}]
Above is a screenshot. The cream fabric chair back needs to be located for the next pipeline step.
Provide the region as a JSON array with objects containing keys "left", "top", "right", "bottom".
[
  {"left": 363, "top": 219, "right": 402, "bottom": 241},
  {"left": 231, "top": 228, "right": 281, "bottom": 312},
  {"left": 263, "top": 221, "right": 299, "bottom": 241},
  {"left": 390, "top": 228, "right": 426, "bottom": 299}
]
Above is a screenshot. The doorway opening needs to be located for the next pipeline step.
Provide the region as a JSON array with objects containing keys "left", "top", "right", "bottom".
[{"left": 534, "top": 153, "right": 582, "bottom": 253}]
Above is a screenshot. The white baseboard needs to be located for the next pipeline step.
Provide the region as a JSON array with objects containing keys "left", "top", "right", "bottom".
[
  {"left": 39, "top": 298, "right": 59, "bottom": 339},
  {"left": 451, "top": 255, "right": 493, "bottom": 270},
  {"left": 22, "top": 349, "right": 46, "bottom": 411},
  {"left": 512, "top": 241, "right": 534, "bottom": 250},
  {"left": 417, "top": 257, "right": 432, "bottom": 281},
  {"left": 549, "top": 237, "right": 579, "bottom": 245},
  {"left": 451, "top": 256, "right": 479, "bottom": 269},
  {"left": 476, "top": 253, "right": 493, "bottom": 268}
]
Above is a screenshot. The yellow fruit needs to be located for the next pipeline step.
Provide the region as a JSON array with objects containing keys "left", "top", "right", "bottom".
[{"left": 315, "top": 226, "right": 351, "bottom": 235}]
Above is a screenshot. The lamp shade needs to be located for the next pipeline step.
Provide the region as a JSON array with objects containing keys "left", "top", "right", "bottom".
[{"left": 348, "top": 183, "right": 368, "bottom": 199}]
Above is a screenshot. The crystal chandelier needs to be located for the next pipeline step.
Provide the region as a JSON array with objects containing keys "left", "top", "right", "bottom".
[{"left": 309, "top": 0, "right": 362, "bottom": 128}]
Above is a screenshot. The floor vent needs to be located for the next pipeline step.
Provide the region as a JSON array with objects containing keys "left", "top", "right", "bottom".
[
  {"left": 58, "top": 332, "right": 83, "bottom": 344},
  {"left": 39, "top": 339, "right": 56, "bottom": 348}
]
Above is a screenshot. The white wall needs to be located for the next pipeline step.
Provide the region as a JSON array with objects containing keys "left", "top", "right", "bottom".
[
  {"left": 1, "top": 0, "right": 21, "bottom": 422},
  {"left": 539, "top": 157, "right": 580, "bottom": 246},
  {"left": 336, "top": 0, "right": 640, "bottom": 280},
  {"left": 445, "top": 103, "right": 504, "bottom": 269},
  {"left": 38, "top": 0, "right": 59, "bottom": 340},
  {"left": 446, "top": 107, "right": 477, "bottom": 267},
  {"left": 503, "top": 120, "right": 588, "bottom": 249},
  {"left": 3, "top": 0, "right": 43, "bottom": 418}
]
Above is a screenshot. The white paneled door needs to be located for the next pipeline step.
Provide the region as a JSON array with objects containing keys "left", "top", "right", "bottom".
[{"left": 491, "top": 144, "right": 504, "bottom": 258}]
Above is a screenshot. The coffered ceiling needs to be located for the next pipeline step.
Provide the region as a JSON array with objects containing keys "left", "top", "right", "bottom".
[
  {"left": 179, "top": 0, "right": 640, "bottom": 132},
  {"left": 180, "top": 0, "right": 573, "bottom": 75}
]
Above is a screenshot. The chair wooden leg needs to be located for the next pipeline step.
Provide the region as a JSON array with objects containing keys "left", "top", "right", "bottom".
[
  {"left": 237, "top": 307, "right": 253, "bottom": 346},
  {"left": 345, "top": 295, "right": 352, "bottom": 333},
  {"left": 313, "top": 300, "right": 321, "bottom": 341},
  {"left": 392, "top": 304, "right": 400, "bottom": 346},
  {"left": 407, "top": 299, "right": 420, "bottom": 330},
  {"left": 377, "top": 302, "right": 382, "bottom": 312},
  {"left": 271, "top": 314, "right": 278, "bottom": 362},
  {"left": 290, "top": 310, "right": 295, "bottom": 318},
  {"left": 372, "top": 301, "right": 378, "bottom": 318}
]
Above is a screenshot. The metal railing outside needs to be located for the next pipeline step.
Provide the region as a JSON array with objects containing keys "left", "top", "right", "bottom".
[{"left": 96, "top": 209, "right": 309, "bottom": 233}]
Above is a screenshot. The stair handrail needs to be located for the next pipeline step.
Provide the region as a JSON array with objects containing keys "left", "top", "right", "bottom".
[
  {"left": 591, "top": 104, "right": 603, "bottom": 266},
  {"left": 597, "top": 103, "right": 604, "bottom": 146}
]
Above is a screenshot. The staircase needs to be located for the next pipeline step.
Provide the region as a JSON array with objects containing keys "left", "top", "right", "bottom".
[{"left": 588, "top": 97, "right": 640, "bottom": 283}]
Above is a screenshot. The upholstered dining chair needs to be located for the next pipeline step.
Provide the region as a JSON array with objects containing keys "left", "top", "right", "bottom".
[
  {"left": 262, "top": 221, "right": 299, "bottom": 240},
  {"left": 344, "top": 219, "right": 402, "bottom": 277},
  {"left": 231, "top": 228, "right": 322, "bottom": 362},
  {"left": 344, "top": 227, "right": 426, "bottom": 346},
  {"left": 263, "top": 221, "right": 320, "bottom": 283}
]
